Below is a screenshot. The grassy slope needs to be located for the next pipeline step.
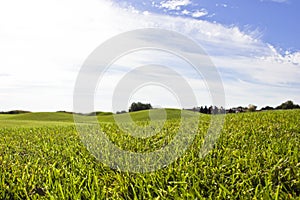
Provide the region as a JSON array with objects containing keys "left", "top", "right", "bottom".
[
  {"left": 0, "top": 109, "right": 197, "bottom": 128},
  {"left": 1, "top": 109, "right": 298, "bottom": 127},
  {"left": 0, "top": 112, "right": 79, "bottom": 128},
  {"left": 97, "top": 108, "right": 199, "bottom": 123},
  {"left": 3, "top": 112, "right": 75, "bottom": 122}
]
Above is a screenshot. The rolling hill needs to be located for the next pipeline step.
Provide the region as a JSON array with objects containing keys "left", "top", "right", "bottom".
[{"left": 0, "top": 109, "right": 200, "bottom": 128}]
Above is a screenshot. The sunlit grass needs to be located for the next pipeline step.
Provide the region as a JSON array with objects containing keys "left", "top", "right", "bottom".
[{"left": 0, "top": 110, "right": 299, "bottom": 199}]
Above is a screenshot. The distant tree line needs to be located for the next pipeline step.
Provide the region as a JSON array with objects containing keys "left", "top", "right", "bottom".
[
  {"left": 195, "top": 106, "right": 226, "bottom": 114},
  {"left": 0, "top": 110, "right": 31, "bottom": 114},
  {"left": 257, "top": 100, "right": 300, "bottom": 111},
  {"left": 193, "top": 100, "right": 300, "bottom": 114},
  {"left": 116, "top": 110, "right": 127, "bottom": 114},
  {"left": 227, "top": 100, "right": 300, "bottom": 113}
]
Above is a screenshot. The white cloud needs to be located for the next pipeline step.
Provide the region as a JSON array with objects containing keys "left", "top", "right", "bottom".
[
  {"left": 0, "top": 0, "right": 299, "bottom": 111},
  {"left": 191, "top": 10, "right": 208, "bottom": 18},
  {"left": 143, "top": 11, "right": 150, "bottom": 16},
  {"left": 181, "top": 9, "right": 190, "bottom": 15},
  {"left": 261, "top": 44, "right": 300, "bottom": 65},
  {"left": 160, "top": 0, "right": 191, "bottom": 11}
]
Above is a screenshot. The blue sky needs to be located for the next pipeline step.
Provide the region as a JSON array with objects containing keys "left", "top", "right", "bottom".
[
  {"left": 0, "top": 0, "right": 299, "bottom": 111},
  {"left": 116, "top": 0, "right": 300, "bottom": 52}
]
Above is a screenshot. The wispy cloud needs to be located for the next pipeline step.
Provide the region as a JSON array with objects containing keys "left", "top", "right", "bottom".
[{"left": 191, "top": 9, "right": 208, "bottom": 18}]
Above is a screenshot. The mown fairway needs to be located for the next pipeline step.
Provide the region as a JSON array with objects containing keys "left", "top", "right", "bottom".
[{"left": 0, "top": 110, "right": 299, "bottom": 199}]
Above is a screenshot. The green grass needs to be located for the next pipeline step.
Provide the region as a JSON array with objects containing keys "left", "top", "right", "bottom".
[
  {"left": 0, "top": 110, "right": 299, "bottom": 199},
  {"left": 0, "top": 112, "right": 79, "bottom": 128},
  {"left": 0, "top": 109, "right": 190, "bottom": 127},
  {"left": 97, "top": 108, "right": 198, "bottom": 123},
  {"left": 0, "top": 120, "right": 75, "bottom": 128},
  {"left": 3, "top": 112, "right": 75, "bottom": 122}
]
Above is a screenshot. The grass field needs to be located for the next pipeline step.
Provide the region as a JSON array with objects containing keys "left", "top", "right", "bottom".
[{"left": 0, "top": 109, "right": 299, "bottom": 199}]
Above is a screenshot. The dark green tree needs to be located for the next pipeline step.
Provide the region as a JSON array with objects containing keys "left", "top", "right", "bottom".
[
  {"left": 276, "top": 100, "right": 300, "bottom": 110},
  {"left": 129, "top": 102, "right": 152, "bottom": 112}
]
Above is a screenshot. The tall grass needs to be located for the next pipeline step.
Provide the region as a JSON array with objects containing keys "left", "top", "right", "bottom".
[{"left": 0, "top": 110, "right": 299, "bottom": 199}]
